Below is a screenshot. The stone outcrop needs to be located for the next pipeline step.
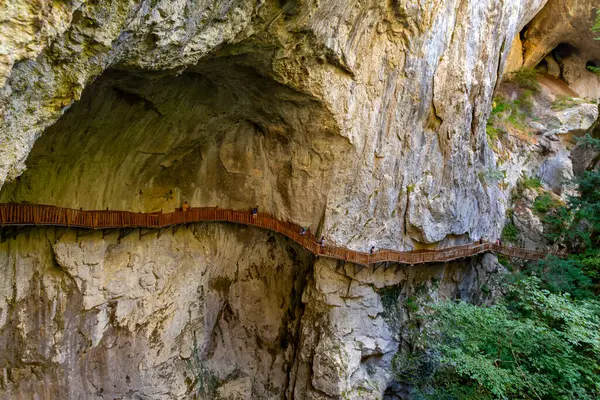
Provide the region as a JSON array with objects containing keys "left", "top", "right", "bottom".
[{"left": 571, "top": 103, "right": 600, "bottom": 176}]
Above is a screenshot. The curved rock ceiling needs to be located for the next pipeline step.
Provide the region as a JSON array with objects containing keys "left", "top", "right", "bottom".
[{"left": 0, "top": 58, "right": 349, "bottom": 230}]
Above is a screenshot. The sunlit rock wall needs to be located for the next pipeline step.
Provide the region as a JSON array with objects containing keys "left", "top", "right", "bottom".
[
  {"left": 0, "top": 224, "right": 500, "bottom": 399},
  {"left": 1, "top": 0, "right": 548, "bottom": 251}
]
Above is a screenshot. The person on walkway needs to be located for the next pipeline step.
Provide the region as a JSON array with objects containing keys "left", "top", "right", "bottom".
[
  {"left": 320, "top": 236, "right": 325, "bottom": 248},
  {"left": 182, "top": 201, "right": 190, "bottom": 212},
  {"left": 370, "top": 246, "right": 375, "bottom": 254},
  {"left": 252, "top": 206, "right": 258, "bottom": 218},
  {"left": 479, "top": 238, "right": 484, "bottom": 245},
  {"left": 300, "top": 227, "right": 307, "bottom": 236},
  {"left": 497, "top": 238, "right": 503, "bottom": 246}
]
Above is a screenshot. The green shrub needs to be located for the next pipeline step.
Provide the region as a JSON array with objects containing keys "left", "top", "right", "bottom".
[
  {"left": 395, "top": 277, "right": 600, "bottom": 400},
  {"left": 521, "top": 175, "right": 542, "bottom": 190},
  {"left": 587, "top": 66, "right": 600, "bottom": 75},
  {"left": 497, "top": 255, "right": 512, "bottom": 270},
  {"left": 486, "top": 124, "right": 499, "bottom": 142},
  {"left": 491, "top": 98, "right": 510, "bottom": 115},
  {"left": 502, "top": 222, "right": 519, "bottom": 242},
  {"left": 404, "top": 296, "right": 419, "bottom": 313},
  {"left": 533, "top": 193, "right": 557, "bottom": 214},
  {"left": 506, "top": 67, "right": 541, "bottom": 91}
]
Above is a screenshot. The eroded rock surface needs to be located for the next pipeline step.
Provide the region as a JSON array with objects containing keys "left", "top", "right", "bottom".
[
  {"left": 518, "top": 0, "right": 600, "bottom": 97},
  {"left": 0, "top": 225, "right": 501, "bottom": 399},
  {"left": 0, "top": 225, "right": 311, "bottom": 399},
  {"left": 1, "top": 0, "right": 550, "bottom": 251}
]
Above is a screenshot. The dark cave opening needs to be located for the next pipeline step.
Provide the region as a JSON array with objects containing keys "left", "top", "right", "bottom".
[{"left": 551, "top": 43, "right": 578, "bottom": 61}]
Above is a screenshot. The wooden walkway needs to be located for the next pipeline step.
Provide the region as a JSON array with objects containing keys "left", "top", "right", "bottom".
[{"left": 0, "top": 203, "right": 560, "bottom": 267}]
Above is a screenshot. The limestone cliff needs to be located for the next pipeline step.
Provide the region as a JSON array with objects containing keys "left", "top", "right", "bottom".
[
  {"left": 2, "top": 0, "right": 599, "bottom": 399},
  {"left": 0, "top": 225, "right": 501, "bottom": 399},
  {"left": 1, "top": 0, "right": 549, "bottom": 250}
]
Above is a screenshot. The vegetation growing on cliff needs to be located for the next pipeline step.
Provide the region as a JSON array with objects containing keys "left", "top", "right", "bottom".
[
  {"left": 506, "top": 68, "right": 541, "bottom": 92},
  {"left": 589, "top": 11, "right": 600, "bottom": 75},
  {"left": 393, "top": 277, "right": 600, "bottom": 400},
  {"left": 394, "top": 135, "right": 600, "bottom": 399}
]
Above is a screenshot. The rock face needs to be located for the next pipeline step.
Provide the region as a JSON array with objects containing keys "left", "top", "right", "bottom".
[
  {"left": 6, "top": 0, "right": 597, "bottom": 399},
  {"left": 0, "top": 0, "right": 549, "bottom": 251},
  {"left": 0, "top": 225, "right": 501, "bottom": 399},
  {"left": 0, "top": 225, "right": 312, "bottom": 399}
]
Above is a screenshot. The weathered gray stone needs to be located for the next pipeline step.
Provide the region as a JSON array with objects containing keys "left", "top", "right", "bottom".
[
  {"left": 0, "top": 225, "right": 312, "bottom": 399},
  {"left": 0, "top": 0, "right": 549, "bottom": 252}
]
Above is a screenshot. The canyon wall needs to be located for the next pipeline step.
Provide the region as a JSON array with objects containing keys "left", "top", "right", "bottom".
[
  {"left": 3, "top": 0, "right": 600, "bottom": 398},
  {"left": 0, "top": 225, "right": 500, "bottom": 399},
  {"left": 1, "top": 0, "right": 549, "bottom": 250}
]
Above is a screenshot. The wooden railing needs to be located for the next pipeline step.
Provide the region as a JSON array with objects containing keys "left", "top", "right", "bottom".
[{"left": 0, "top": 203, "right": 562, "bottom": 266}]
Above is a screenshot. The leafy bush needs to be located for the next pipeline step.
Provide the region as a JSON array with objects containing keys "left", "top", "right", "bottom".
[
  {"left": 532, "top": 193, "right": 557, "bottom": 214},
  {"left": 491, "top": 99, "right": 510, "bottom": 115},
  {"left": 523, "top": 256, "right": 593, "bottom": 299},
  {"left": 501, "top": 222, "right": 519, "bottom": 242},
  {"left": 506, "top": 67, "right": 541, "bottom": 91},
  {"left": 393, "top": 278, "right": 600, "bottom": 400},
  {"left": 486, "top": 124, "right": 499, "bottom": 142},
  {"left": 521, "top": 175, "right": 542, "bottom": 190}
]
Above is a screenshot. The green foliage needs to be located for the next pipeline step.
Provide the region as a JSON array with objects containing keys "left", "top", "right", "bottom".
[
  {"left": 522, "top": 256, "right": 593, "bottom": 300},
  {"left": 379, "top": 285, "right": 403, "bottom": 329},
  {"left": 491, "top": 100, "right": 509, "bottom": 114},
  {"left": 392, "top": 131, "right": 600, "bottom": 400},
  {"left": 506, "top": 67, "right": 541, "bottom": 91},
  {"left": 394, "top": 278, "right": 600, "bottom": 400},
  {"left": 551, "top": 95, "right": 585, "bottom": 110},
  {"left": 497, "top": 255, "right": 510, "bottom": 267},
  {"left": 486, "top": 124, "right": 499, "bottom": 142},
  {"left": 405, "top": 296, "right": 419, "bottom": 313},
  {"left": 578, "top": 134, "right": 600, "bottom": 148},
  {"left": 541, "top": 204, "right": 572, "bottom": 243},
  {"left": 521, "top": 174, "right": 542, "bottom": 190},
  {"left": 586, "top": 65, "right": 599, "bottom": 75},
  {"left": 489, "top": 95, "right": 531, "bottom": 132},
  {"left": 532, "top": 193, "right": 558, "bottom": 215},
  {"left": 501, "top": 222, "right": 519, "bottom": 242},
  {"left": 534, "top": 134, "right": 600, "bottom": 289}
]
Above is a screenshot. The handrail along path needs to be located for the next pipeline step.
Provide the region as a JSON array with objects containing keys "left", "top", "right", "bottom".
[{"left": 0, "top": 203, "right": 561, "bottom": 267}]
